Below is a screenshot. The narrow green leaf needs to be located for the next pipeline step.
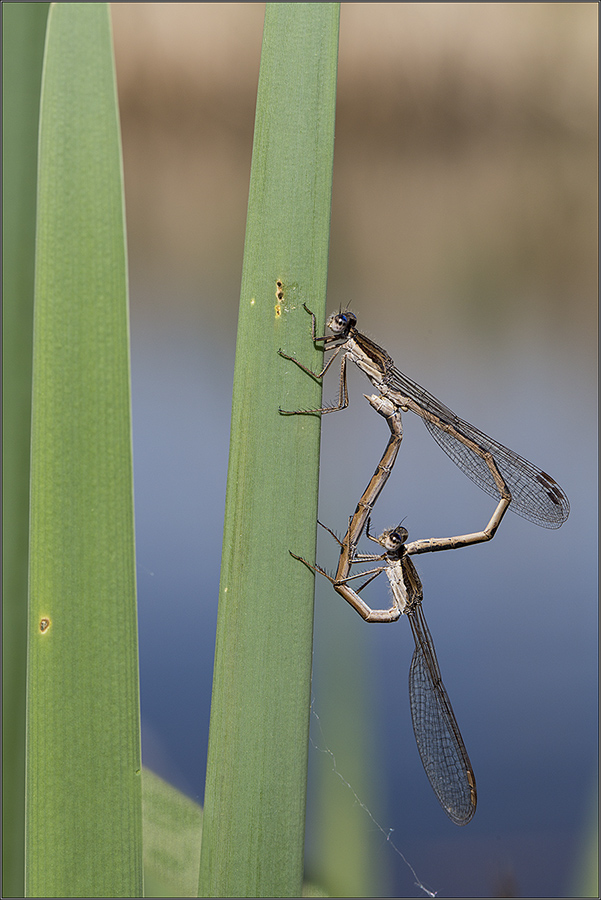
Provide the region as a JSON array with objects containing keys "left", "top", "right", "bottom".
[
  {"left": 26, "top": 5, "right": 142, "bottom": 897},
  {"left": 142, "top": 769, "right": 203, "bottom": 899},
  {"left": 199, "top": 4, "right": 340, "bottom": 897},
  {"left": 2, "top": 8, "right": 50, "bottom": 895}
]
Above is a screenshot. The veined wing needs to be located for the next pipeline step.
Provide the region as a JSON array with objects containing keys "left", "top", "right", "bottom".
[
  {"left": 408, "top": 604, "right": 476, "bottom": 826},
  {"left": 388, "top": 364, "right": 569, "bottom": 528}
]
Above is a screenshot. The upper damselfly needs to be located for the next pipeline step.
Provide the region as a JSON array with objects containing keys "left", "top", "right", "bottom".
[{"left": 279, "top": 306, "right": 569, "bottom": 528}]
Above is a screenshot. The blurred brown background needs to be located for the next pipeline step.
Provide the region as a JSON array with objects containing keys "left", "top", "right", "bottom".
[{"left": 112, "top": 3, "right": 595, "bottom": 334}]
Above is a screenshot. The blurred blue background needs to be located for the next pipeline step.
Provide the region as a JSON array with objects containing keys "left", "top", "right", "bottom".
[{"left": 112, "top": 5, "right": 597, "bottom": 897}]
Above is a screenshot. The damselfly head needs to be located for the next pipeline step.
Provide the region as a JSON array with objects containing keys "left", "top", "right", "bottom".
[
  {"left": 379, "top": 526, "right": 409, "bottom": 553},
  {"left": 327, "top": 311, "right": 357, "bottom": 337}
]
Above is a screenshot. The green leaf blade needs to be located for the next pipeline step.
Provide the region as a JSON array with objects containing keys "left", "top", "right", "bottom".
[
  {"left": 26, "top": 5, "right": 142, "bottom": 897},
  {"left": 199, "top": 4, "right": 340, "bottom": 897}
]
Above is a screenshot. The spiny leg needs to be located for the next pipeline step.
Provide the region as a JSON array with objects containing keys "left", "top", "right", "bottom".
[
  {"left": 279, "top": 349, "right": 350, "bottom": 415},
  {"left": 289, "top": 550, "right": 400, "bottom": 622}
]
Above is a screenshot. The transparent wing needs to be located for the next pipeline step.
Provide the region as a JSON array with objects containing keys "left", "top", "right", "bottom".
[
  {"left": 388, "top": 364, "right": 569, "bottom": 528},
  {"left": 408, "top": 604, "right": 476, "bottom": 826}
]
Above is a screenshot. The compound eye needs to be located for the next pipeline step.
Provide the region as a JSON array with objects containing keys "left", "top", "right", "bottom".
[{"left": 328, "top": 311, "right": 356, "bottom": 335}]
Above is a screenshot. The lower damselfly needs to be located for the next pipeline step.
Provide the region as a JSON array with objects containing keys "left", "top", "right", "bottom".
[{"left": 292, "top": 396, "right": 509, "bottom": 824}]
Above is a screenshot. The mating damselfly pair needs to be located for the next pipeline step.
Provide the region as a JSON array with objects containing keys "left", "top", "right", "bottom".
[{"left": 279, "top": 304, "right": 569, "bottom": 825}]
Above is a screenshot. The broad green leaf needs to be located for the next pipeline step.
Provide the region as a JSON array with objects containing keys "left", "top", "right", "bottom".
[
  {"left": 199, "top": 4, "right": 340, "bottom": 897},
  {"left": 26, "top": 5, "right": 142, "bottom": 896}
]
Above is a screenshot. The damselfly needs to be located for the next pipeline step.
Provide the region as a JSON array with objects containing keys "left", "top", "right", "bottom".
[
  {"left": 297, "top": 516, "right": 501, "bottom": 825},
  {"left": 279, "top": 305, "right": 569, "bottom": 528}
]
